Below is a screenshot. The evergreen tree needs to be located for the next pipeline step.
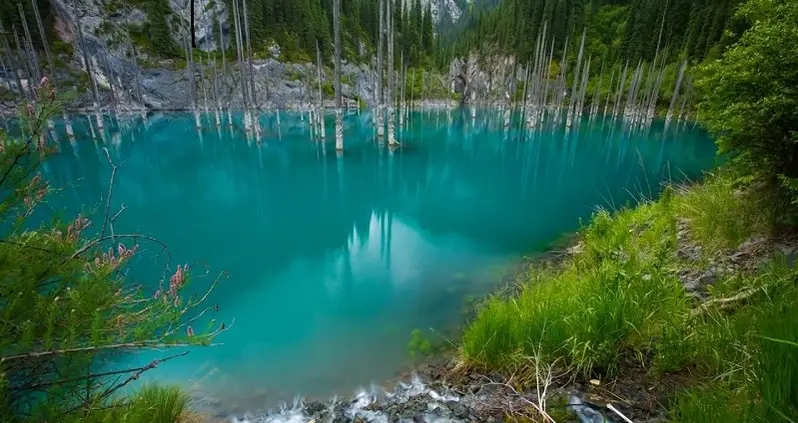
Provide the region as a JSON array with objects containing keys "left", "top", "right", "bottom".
[
  {"left": 248, "top": 0, "right": 267, "bottom": 46},
  {"left": 422, "top": 3, "right": 434, "bottom": 55}
]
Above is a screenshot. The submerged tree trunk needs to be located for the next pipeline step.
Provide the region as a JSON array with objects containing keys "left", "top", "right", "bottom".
[
  {"left": 665, "top": 59, "right": 687, "bottom": 128},
  {"left": 0, "top": 21, "right": 27, "bottom": 101},
  {"left": 18, "top": 4, "right": 40, "bottom": 84},
  {"left": 386, "top": 0, "right": 397, "bottom": 147},
  {"left": 31, "top": 0, "right": 73, "bottom": 132},
  {"left": 334, "top": 0, "right": 343, "bottom": 152},
  {"left": 377, "top": 0, "right": 385, "bottom": 139},
  {"left": 242, "top": 0, "right": 258, "bottom": 111},
  {"left": 316, "top": 40, "right": 325, "bottom": 140},
  {"left": 566, "top": 28, "right": 586, "bottom": 127},
  {"left": 72, "top": 0, "right": 103, "bottom": 129},
  {"left": 218, "top": 16, "right": 232, "bottom": 125},
  {"left": 231, "top": 0, "right": 250, "bottom": 130}
]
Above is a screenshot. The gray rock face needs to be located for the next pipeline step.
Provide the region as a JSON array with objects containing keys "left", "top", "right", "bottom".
[
  {"left": 168, "top": 0, "right": 229, "bottom": 51},
  {"left": 1, "top": 0, "right": 473, "bottom": 113},
  {"left": 420, "top": 0, "right": 463, "bottom": 25}
]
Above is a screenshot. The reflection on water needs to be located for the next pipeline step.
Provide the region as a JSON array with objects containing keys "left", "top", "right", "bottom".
[{"left": 36, "top": 109, "right": 715, "bottom": 414}]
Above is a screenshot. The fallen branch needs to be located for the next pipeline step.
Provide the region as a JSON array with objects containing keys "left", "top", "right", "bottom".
[{"left": 691, "top": 287, "right": 760, "bottom": 316}]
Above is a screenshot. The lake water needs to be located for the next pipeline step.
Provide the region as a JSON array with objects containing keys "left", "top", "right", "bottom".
[{"left": 38, "top": 109, "right": 715, "bottom": 415}]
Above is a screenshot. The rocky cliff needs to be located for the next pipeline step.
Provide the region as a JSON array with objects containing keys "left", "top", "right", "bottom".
[{"left": 0, "top": 0, "right": 512, "bottom": 113}]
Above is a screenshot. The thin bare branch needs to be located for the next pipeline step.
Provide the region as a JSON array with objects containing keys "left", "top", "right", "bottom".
[
  {"left": 71, "top": 234, "right": 170, "bottom": 262},
  {"left": 98, "top": 148, "right": 127, "bottom": 244},
  {"left": 1, "top": 341, "right": 217, "bottom": 362}
]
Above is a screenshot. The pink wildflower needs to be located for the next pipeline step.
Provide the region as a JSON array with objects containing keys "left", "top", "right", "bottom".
[
  {"left": 118, "top": 243, "right": 126, "bottom": 257},
  {"left": 26, "top": 103, "right": 34, "bottom": 118},
  {"left": 39, "top": 76, "right": 48, "bottom": 87},
  {"left": 153, "top": 289, "right": 161, "bottom": 299},
  {"left": 186, "top": 326, "right": 194, "bottom": 337}
]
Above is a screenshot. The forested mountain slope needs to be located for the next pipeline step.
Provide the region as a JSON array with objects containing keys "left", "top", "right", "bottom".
[{"left": 443, "top": 0, "right": 743, "bottom": 66}]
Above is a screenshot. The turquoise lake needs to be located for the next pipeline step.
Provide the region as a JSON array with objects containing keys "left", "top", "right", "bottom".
[{"left": 38, "top": 109, "right": 715, "bottom": 414}]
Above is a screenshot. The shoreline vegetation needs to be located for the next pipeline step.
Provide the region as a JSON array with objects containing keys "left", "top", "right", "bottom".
[{"left": 456, "top": 172, "right": 796, "bottom": 421}]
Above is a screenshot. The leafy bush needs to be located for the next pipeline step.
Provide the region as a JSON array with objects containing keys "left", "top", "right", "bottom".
[{"left": 698, "top": 0, "right": 798, "bottom": 210}]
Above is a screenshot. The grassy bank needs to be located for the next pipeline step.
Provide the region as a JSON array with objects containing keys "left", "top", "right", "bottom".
[{"left": 460, "top": 173, "right": 798, "bottom": 421}]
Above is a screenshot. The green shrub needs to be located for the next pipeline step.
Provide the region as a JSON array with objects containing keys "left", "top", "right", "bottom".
[{"left": 698, "top": 0, "right": 798, "bottom": 210}]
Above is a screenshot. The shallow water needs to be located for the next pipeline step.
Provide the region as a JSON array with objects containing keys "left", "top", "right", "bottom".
[{"left": 37, "top": 109, "right": 714, "bottom": 414}]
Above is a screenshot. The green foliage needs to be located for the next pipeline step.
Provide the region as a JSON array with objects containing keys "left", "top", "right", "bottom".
[
  {"left": 127, "top": 0, "right": 178, "bottom": 58},
  {"left": 666, "top": 259, "right": 798, "bottom": 422},
  {"left": 697, "top": 0, "right": 798, "bottom": 211},
  {"left": 407, "top": 329, "right": 433, "bottom": 358},
  {"left": 674, "top": 172, "right": 767, "bottom": 254},
  {"left": 0, "top": 81, "right": 227, "bottom": 421},
  {"left": 321, "top": 81, "right": 335, "bottom": 97},
  {"left": 669, "top": 382, "right": 750, "bottom": 423},
  {"left": 51, "top": 40, "right": 75, "bottom": 57},
  {"left": 117, "top": 385, "right": 190, "bottom": 423},
  {"left": 0, "top": 87, "right": 15, "bottom": 102},
  {"left": 463, "top": 199, "right": 688, "bottom": 376},
  {"left": 446, "top": 0, "right": 741, "bottom": 75},
  {"left": 57, "top": 385, "right": 191, "bottom": 423}
]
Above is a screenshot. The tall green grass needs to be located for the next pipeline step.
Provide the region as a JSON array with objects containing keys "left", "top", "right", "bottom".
[
  {"left": 122, "top": 385, "right": 191, "bottom": 423},
  {"left": 65, "top": 385, "right": 192, "bottom": 423},
  {"left": 670, "top": 267, "right": 798, "bottom": 422},
  {"left": 673, "top": 173, "right": 768, "bottom": 254},
  {"left": 463, "top": 199, "right": 689, "bottom": 376},
  {"left": 461, "top": 174, "right": 798, "bottom": 422}
]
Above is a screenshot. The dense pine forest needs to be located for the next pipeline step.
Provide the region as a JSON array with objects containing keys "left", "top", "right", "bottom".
[{"left": 443, "top": 0, "right": 744, "bottom": 66}]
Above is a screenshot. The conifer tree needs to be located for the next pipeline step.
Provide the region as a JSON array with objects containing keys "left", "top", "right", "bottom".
[{"left": 422, "top": 3, "right": 434, "bottom": 55}]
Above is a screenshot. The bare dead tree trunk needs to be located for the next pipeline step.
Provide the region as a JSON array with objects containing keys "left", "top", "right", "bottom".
[
  {"left": 72, "top": 0, "right": 103, "bottom": 129},
  {"left": 387, "top": 0, "right": 397, "bottom": 147},
  {"left": 334, "top": 0, "right": 343, "bottom": 151},
  {"left": 377, "top": 0, "right": 385, "bottom": 139}
]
